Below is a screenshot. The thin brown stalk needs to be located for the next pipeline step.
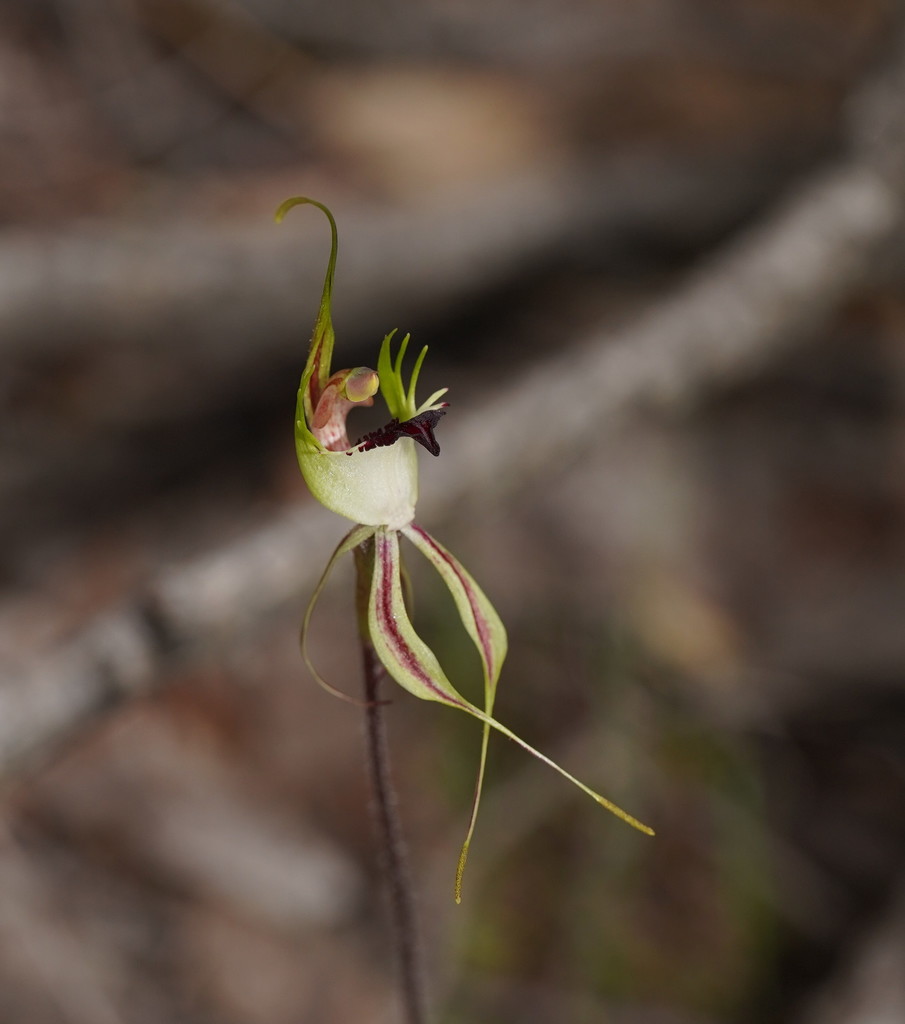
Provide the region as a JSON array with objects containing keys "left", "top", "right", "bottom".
[{"left": 354, "top": 540, "right": 429, "bottom": 1024}]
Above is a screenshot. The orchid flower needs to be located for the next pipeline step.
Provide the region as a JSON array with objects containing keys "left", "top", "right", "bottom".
[{"left": 278, "top": 197, "right": 653, "bottom": 902}]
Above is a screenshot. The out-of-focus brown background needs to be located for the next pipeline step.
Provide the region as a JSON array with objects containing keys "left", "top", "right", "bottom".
[{"left": 3, "top": 1, "right": 905, "bottom": 1022}]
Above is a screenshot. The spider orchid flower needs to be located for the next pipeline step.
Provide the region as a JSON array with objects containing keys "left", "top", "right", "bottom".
[{"left": 278, "top": 197, "right": 653, "bottom": 901}]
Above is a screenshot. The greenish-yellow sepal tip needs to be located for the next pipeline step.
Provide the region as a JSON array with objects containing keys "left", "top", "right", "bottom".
[
  {"left": 275, "top": 195, "right": 328, "bottom": 224},
  {"left": 596, "top": 797, "right": 655, "bottom": 835},
  {"left": 454, "top": 845, "right": 469, "bottom": 905}
]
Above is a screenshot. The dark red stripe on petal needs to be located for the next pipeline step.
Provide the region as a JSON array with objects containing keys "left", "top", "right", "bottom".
[
  {"left": 374, "top": 531, "right": 467, "bottom": 706},
  {"left": 408, "top": 524, "right": 495, "bottom": 678}
]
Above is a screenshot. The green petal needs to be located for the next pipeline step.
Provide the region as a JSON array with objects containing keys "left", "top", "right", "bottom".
[
  {"left": 402, "top": 524, "right": 507, "bottom": 902},
  {"left": 405, "top": 345, "right": 429, "bottom": 411},
  {"left": 415, "top": 387, "right": 449, "bottom": 417},
  {"left": 368, "top": 528, "right": 655, "bottom": 902},
  {"left": 377, "top": 330, "right": 410, "bottom": 420},
  {"left": 393, "top": 332, "right": 411, "bottom": 380},
  {"left": 377, "top": 332, "right": 447, "bottom": 422},
  {"left": 301, "top": 524, "right": 377, "bottom": 702}
]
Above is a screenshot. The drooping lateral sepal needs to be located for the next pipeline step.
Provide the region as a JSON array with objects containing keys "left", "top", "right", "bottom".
[
  {"left": 301, "top": 523, "right": 377, "bottom": 702},
  {"left": 402, "top": 524, "right": 507, "bottom": 696},
  {"left": 367, "top": 527, "right": 654, "bottom": 901},
  {"left": 402, "top": 523, "right": 507, "bottom": 901},
  {"left": 368, "top": 527, "right": 472, "bottom": 709}
]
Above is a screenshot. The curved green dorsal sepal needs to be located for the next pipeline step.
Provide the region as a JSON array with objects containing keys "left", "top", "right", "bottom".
[
  {"left": 367, "top": 527, "right": 654, "bottom": 903},
  {"left": 276, "top": 197, "right": 338, "bottom": 425},
  {"left": 301, "top": 523, "right": 378, "bottom": 703}
]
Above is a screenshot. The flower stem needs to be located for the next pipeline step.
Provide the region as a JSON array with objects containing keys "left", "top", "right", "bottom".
[{"left": 355, "top": 541, "right": 429, "bottom": 1024}]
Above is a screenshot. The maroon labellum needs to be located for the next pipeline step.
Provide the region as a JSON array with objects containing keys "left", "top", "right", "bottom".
[{"left": 351, "top": 407, "right": 448, "bottom": 457}]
